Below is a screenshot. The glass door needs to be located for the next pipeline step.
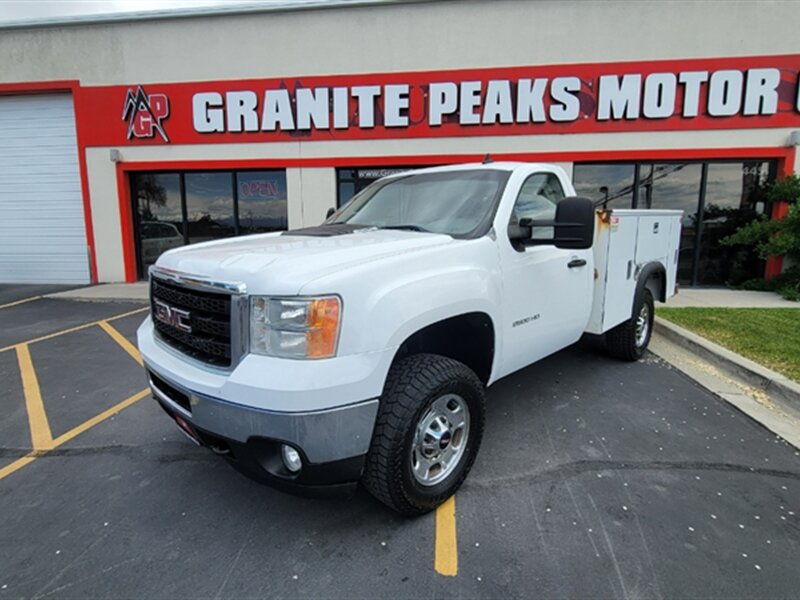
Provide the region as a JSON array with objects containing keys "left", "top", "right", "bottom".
[{"left": 133, "top": 173, "right": 184, "bottom": 279}]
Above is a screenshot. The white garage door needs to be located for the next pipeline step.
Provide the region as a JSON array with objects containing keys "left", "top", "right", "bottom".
[{"left": 0, "top": 94, "right": 90, "bottom": 284}]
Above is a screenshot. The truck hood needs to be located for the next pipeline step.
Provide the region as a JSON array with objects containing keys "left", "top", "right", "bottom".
[{"left": 154, "top": 229, "right": 456, "bottom": 295}]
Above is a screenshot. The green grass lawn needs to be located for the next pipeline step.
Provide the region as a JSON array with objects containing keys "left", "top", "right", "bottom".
[{"left": 657, "top": 307, "right": 800, "bottom": 383}]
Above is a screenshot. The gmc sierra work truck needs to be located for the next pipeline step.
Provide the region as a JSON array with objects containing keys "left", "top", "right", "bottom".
[{"left": 137, "top": 162, "right": 682, "bottom": 515}]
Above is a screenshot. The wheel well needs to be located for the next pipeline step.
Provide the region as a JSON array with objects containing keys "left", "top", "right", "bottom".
[
  {"left": 393, "top": 313, "right": 494, "bottom": 385},
  {"left": 640, "top": 263, "right": 666, "bottom": 303}
]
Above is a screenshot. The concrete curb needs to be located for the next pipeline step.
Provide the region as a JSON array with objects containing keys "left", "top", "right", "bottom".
[{"left": 654, "top": 317, "right": 800, "bottom": 417}]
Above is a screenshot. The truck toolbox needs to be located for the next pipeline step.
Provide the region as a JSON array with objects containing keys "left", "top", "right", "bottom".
[{"left": 587, "top": 208, "right": 682, "bottom": 335}]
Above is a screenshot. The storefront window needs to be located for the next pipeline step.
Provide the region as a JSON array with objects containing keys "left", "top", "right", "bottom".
[
  {"left": 573, "top": 164, "right": 635, "bottom": 208},
  {"left": 134, "top": 173, "right": 184, "bottom": 277},
  {"left": 131, "top": 169, "right": 288, "bottom": 279},
  {"left": 696, "top": 161, "right": 772, "bottom": 286},
  {"left": 236, "top": 171, "right": 288, "bottom": 233},
  {"left": 185, "top": 172, "right": 235, "bottom": 244},
  {"left": 572, "top": 160, "right": 776, "bottom": 286}
]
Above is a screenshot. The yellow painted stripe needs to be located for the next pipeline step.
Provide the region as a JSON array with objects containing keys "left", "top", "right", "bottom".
[
  {"left": 0, "top": 389, "right": 150, "bottom": 483},
  {"left": 0, "top": 295, "right": 42, "bottom": 310},
  {"left": 51, "top": 388, "right": 150, "bottom": 447},
  {"left": 0, "top": 453, "right": 38, "bottom": 481},
  {"left": 435, "top": 495, "right": 459, "bottom": 576},
  {"left": 16, "top": 344, "right": 53, "bottom": 451},
  {"left": 0, "top": 307, "right": 148, "bottom": 354},
  {"left": 106, "top": 306, "right": 149, "bottom": 323},
  {"left": 98, "top": 320, "right": 143, "bottom": 366}
]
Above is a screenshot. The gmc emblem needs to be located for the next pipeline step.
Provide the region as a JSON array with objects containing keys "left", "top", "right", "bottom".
[{"left": 153, "top": 299, "right": 192, "bottom": 333}]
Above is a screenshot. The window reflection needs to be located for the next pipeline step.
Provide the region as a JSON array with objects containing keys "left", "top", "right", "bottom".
[
  {"left": 572, "top": 160, "right": 775, "bottom": 286},
  {"left": 135, "top": 173, "right": 183, "bottom": 276},
  {"left": 132, "top": 170, "right": 289, "bottom": 279},
  {"left": 639, "top": 163, "right": 703, "bottom": 284},
  {"left": 236, "top": 171, "right": 288, "bottom": 234},
  {"left": 573, "top": 164, "right": 634, "bottom": 208},
  {"left": 336, "top": 166, "right": 418, "bottom": 207},
  {"left": 697, "top": 162, "right": 770, "bottom": 285},
  {"left": 185, "top": 172, "right": 235, "bottom": 244}
]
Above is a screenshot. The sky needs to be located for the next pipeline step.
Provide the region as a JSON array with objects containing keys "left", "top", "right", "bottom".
[{"left": 0, "top": 0, "right": 340, "bottom": 24}]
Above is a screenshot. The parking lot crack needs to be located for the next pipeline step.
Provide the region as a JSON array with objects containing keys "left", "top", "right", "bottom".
[{"left": 467, "top": 459, "right": 800, "bottom": 490}]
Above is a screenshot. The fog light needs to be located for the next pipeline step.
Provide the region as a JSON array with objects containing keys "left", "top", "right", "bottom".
[{"left": 281, "top": 444, "right": 302, "bottom": 473}]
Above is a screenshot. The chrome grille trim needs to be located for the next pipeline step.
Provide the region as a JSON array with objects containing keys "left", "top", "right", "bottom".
[
  {"left": 149, "top": 266, "right": 248, "bottom": 370},
  {"left": 149, "top": 265, "right": 247, "bottom": 295}
]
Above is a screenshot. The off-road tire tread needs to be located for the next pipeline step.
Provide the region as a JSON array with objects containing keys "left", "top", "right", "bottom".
[
  {"left": 362, "top": 353, "right": 485, "bottom": 516},
  {"left": 606, "top": 288, "right": 654, "bottom": 361}
]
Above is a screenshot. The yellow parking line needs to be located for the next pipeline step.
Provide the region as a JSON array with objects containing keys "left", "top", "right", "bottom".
[
  {"left": 0, "top": 295, "right": 42, "bottom": 310},
  {"left": 0, "top": 307, "right": 148, "bottom": 354},
  {"left": 98, "top": 320, "right": 143, "bottom": 366},
  {"left": 51, "top": 388, "right": 150, "bottom": 447},
  {"left": 0, "top": 388, "right": 150, "bottom": 483},
  {"left": 0, "top": 453, "right": 38, "bottom": 481},
  {"left": 435, "top": 495, "right": 459, "bottom": 576},
  {"left": 15, "top": 344, "right": 54, "bottom": 451}
]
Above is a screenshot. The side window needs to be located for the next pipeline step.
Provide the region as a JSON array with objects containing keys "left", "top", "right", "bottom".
[{"left": 509, "top": 173, "right": 565, "bottom": 244}]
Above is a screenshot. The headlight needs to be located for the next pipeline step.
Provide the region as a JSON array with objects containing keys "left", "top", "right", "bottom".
[{"left": 250, "top": 296, "right": 341, "bottom": 359}]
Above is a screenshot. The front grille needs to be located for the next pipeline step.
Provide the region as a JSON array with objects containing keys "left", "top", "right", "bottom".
[{"left": 151, "top": 278, "right": 233, "bottom": 367}]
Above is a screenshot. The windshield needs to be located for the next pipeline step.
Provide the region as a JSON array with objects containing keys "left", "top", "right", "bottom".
[{"left": 331, "top": 169, "right": 510, "bottom": 237}]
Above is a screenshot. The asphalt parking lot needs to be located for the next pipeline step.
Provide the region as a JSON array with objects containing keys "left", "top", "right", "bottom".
[{"left": 1, "top": 288, "right": 799, "bottom": 599}]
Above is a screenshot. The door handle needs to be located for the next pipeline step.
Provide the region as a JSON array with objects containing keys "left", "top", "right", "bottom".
[{"left": 567, "top": 259, "right": 587, "bottom": 269}]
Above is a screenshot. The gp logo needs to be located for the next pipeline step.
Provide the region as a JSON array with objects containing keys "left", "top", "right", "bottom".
[{"left": 122, "top": 85, "right": 170, "bottom": 142}]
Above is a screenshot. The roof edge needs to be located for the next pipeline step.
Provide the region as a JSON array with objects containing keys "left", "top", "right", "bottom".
[{"left": 0, "top": 0, "right": 442, "bottom": 31}]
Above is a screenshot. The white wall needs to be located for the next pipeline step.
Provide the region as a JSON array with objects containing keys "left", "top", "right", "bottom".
[
  {"left": 286, "top": 168, "right": 337, "bottom": 229},
  {"left": 86, "top": 149, "right": 125, "bottom": 281},
  {"left": 0, "top": 1, "right": 797, "bottom": 85}
]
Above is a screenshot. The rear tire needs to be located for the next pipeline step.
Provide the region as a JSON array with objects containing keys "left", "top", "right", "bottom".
[
  {"left": 362, "top": 353, "right": 485, "bottom": 516},
  {"left": 606, "top": 288, "right": 654, "bottom": 361}
]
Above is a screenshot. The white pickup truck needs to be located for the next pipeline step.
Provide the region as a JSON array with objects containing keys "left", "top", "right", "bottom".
[{"left": 137, "top": 162, "right": 681, "bottom": 515}]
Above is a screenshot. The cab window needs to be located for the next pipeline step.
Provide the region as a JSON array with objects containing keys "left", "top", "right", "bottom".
[{"left": 509, "top": 172, "right": 565, "bottom": 244}]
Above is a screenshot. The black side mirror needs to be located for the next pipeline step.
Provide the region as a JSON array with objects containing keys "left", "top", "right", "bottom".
[
  {"left": 550, "top": 196, "right": 595, "bottom": 249},
  {"left": 508, "top": 196, "right": 595, "bottom": 250},
  {"left": 507, "top": 223, "right": 531, "bottom": 242},
  {"left": 326, "top": 207, "right": 336, "bottom": 219}
]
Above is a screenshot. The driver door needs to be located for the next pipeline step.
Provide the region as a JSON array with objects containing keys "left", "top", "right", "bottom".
[{"left": 497, "top": 172, "right": 593, "bottom": 378}]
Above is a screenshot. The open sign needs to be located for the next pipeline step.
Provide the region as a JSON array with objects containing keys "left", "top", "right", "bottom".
[{"left": 240, "top": 180, "right": 280, "bottom": 199}]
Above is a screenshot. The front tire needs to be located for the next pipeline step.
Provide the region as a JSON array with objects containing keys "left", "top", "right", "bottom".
[
  {"left": 606, "top": 287, "right": 654, "bottom": 361},
  {"left": 362, "top": 354, "right": 485, "bottom": 516}
]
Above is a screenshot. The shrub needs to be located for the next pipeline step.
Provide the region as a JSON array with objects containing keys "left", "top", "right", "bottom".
[{"left": 721, "top": 174, "right": 800, "bottom": 301}]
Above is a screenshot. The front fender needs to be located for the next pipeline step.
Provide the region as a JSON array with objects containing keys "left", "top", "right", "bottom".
[{"left": 299, "top": 237, "right": 504, "bottom": 382}]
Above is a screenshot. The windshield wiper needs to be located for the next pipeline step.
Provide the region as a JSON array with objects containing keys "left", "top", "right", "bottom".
[{"left": 378, "top": 224, "right": 432, "bottom": 233}]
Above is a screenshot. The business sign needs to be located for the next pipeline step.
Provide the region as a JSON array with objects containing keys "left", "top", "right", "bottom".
[
  {"left": 122, "top": 86, "right": 170, "bottom": 142},
  {"left": 74, "top": 54, "right": 800, "bottom": 147}
]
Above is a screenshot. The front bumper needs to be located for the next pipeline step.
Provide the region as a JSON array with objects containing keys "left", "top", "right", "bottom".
[
  {"left": 147, "top": 365, "right": 379, "bottom": 486},
  {"left": 137, "top": 313, "right": 391, "bottom": 486}
]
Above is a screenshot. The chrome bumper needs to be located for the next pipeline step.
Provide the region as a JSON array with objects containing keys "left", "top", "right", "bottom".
[{"left": 146, "top": 364, "right": 379, "bottom": 464}]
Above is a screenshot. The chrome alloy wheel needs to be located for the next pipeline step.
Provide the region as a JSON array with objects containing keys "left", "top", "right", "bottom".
[
  {"left": 635, "top": 302, "right": 650, "bottom": 348},
  {"left": 411, "top": 394, "right": 470, "bottom": 486}
]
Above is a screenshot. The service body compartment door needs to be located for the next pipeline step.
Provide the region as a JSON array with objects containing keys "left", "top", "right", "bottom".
[
  {"left": 587, "top": 213, "right": 637, "bottom": 334},
  {"left": 586, "top": 209, "right": 683, "bottom": 334},
  {"left": 635, "top": 215, "right": 670, "bottom": 264}
]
